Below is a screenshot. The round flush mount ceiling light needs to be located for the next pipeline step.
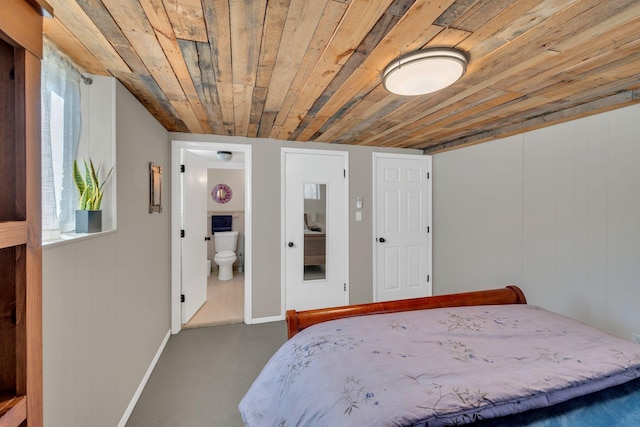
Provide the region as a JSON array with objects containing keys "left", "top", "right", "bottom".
[
  {"left": 382, "top": 48, "right": 467, "bottom": 96},
  {"left": 216, "top": 151, "right": 233, "bottom": 161}
]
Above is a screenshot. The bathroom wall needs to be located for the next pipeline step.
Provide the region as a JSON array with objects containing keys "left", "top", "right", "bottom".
[{"left": 207, "top": 168, "right": 245, "bottom": 212}]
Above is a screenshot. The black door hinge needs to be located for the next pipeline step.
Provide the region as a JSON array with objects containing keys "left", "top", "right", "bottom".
[
  {"left": 344, "top": 169, "right": 346, "bottom": 178},
  {"left": 427, "top": 226, "right": 430, "bottom": 233},
  {"left": 344, "top": 283, "right": 347, "bottom": 291},
  {"left": 181, "top": 294, "right": 185, "bottom": 303},
  {"left": 180, "top": 164, "right": 185, "bottom": 173},
  {"left": 427, "top": 275, "right": 430, "bottom": 283},
  {"left": 180, "top": 229, "right": 185, "bottom": 238},
  {"left": 9, "top": 68, "right": 15, "bottom": 80},
  {"left": 427, "top": 172, "right": 430, "bottom": 179}
]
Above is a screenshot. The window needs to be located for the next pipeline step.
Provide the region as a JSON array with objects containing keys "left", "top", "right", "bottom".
[
  {"left": 41, "top": 40, "right": 82, "bottom": 240},
  {"left": 303, "top": 183, "right": 321, "bottom": 200}
]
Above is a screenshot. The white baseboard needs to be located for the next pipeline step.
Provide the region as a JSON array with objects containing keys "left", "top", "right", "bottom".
[
  {"left": 250, "top": 314, "right": 284, "bottom": 324},
  {"left": 118, "top": 329, "right": 171, "bottom": 427}
]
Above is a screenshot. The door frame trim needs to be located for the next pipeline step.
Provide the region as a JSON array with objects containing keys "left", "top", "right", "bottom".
[
  {"left": 280, "top": 147, "right": 350, "bottom": 316},
  {"left": 372, "top": 152, "right": 432, "bottom": 302},
  {"left": 171, "top": 140, "right": 253, "bottom": 334}
]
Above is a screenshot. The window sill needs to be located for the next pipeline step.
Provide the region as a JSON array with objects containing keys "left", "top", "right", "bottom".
[{"left": 42, "top": 229, "right": 117, "bottom": 249}]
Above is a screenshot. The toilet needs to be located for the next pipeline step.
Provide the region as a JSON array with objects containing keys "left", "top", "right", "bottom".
[{"left": 213, "top": 231, "right": 238, "bottom": 281}]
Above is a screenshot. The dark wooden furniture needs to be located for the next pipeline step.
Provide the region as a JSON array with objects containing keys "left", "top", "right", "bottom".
[
  {"left": 286, "top": 285, "right": 527, "bottom": 338},
  {"left": 0, "top": 1, "right": 49, "bottom": 425},
  {"left": 303, "top": 232, "right": 326, "bottom": 266}
]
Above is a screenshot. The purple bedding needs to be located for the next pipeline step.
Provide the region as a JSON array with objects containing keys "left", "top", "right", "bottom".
[{"left": 239, "top": 304, "right": 640, "bottom": 426}]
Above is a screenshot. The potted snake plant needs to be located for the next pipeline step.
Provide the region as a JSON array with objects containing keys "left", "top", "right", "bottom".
[{"left": 73, "top": 158, "right": 114, "bottom": 233}]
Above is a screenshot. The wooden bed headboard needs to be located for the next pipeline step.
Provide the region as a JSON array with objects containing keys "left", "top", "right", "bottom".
[{"left": 286, "top": 285, "right": 527, "bottom": 338}]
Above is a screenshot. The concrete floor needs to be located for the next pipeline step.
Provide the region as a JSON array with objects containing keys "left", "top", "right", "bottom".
[{"left": 126, "top": 321, "right": 287, "bottom": 426}]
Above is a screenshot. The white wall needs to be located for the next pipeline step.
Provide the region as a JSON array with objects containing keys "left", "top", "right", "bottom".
[
  {"left": 433, "top": 103, "right": 640, "bottom": 340},
  {"left": 43, "top": 80, "right": 171, "bottom": 426}
]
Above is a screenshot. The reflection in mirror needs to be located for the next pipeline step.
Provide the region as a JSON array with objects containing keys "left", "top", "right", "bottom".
[{"left": 303, "top": 183, "right": 327, "bottom": 281}]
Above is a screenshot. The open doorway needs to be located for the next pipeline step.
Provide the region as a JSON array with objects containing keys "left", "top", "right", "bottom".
[
  {"left": 185, "top": 154, "right": 246, "bottom": 328},
  {"left": 171, "top": 141, "right": 252, "bottom": 334}
]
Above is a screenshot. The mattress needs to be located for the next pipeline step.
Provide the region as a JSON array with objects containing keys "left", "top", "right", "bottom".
[{"left": 239, "top": 304, "right": 640, "bottom": 426}]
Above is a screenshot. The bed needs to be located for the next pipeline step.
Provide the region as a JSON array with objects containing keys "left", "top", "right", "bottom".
[{"left": 239, "top": 286, "right": 640, "bottom": 426}]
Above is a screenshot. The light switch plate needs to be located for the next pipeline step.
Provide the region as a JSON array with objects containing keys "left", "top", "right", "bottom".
[{"left": 356, "top": 196, "right": 363, "bottom": 209}]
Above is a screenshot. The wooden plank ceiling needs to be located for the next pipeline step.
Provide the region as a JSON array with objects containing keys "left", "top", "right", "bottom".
[{"left": 44, "top": 0, "right": 640, "bottom": 153}]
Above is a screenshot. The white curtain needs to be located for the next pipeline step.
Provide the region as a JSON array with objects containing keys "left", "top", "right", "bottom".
[
  {"left": 303, "top": 183, "right": 320, "bottom": 200},
  {"left": 41, "top": 40, "right": 82, "bottom": 240}
]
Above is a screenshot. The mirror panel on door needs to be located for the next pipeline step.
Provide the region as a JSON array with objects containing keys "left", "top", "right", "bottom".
[{"left": 303, "top": 183, "right": 327, "bottom": 281}]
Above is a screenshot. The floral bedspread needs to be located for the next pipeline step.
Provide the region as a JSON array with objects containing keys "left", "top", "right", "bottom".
[{"left": 239, "top": 304, "right": 640, "bottom": 426}]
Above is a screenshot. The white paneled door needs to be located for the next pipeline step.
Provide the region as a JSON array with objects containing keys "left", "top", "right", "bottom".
[
  {"left": 181, "top": 150, "right": 208, "bottom": 323},
  {"left": 374, "top": 153, "right": 432, "bottom": 302},
  {"left": 283, "top": 149, "right": 349, "bottom": 311}
]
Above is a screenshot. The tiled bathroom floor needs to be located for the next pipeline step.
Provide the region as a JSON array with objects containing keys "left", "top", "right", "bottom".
[{"left": 184, "top": 270, "right": 244, "bottom": 328}]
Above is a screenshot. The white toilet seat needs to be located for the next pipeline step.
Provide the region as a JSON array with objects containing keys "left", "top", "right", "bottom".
[
  {"left": 214, "top": 251, "right": 237, "bottom": 281},
  {"left": 214, "top": 251, "right": 237, "bottom": 263}
]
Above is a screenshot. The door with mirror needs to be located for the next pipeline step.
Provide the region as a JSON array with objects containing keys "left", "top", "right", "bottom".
[{"left": 283, "top": 149, "right": 348, "bottom": 311}]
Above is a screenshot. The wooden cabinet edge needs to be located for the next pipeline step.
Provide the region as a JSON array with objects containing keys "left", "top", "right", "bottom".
[
  {"left": 0, "top": 222, "right": 28, "bottom": 249},
  {"left": 0, "top": 0, "right": 50, "bottom": 59},
  {"left": 0, "top": 395, "right": 27, "bottom": 427},
  {"left": 1, "top": 1, "right": 45, "bottom": 426}
]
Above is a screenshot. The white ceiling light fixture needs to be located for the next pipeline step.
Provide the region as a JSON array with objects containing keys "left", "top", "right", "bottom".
[
  {"left": 382, "top": 48, "right": 467, "bottom": 96},
  {"left": 216, "top": 151, "right": 233, "bottom": 161}
]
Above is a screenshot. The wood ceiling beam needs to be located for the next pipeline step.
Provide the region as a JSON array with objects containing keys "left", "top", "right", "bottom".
[
  {"left": 272, "top": 0, "right": 396, "bottom": 140},
  {"left": 98, "top": 0, "right": 202, "bottom": 132},
  {"left": 249, "top": 0, "right": 290, "bottom": 138},
  {"left": 259, "top": 0, "right": 335, "bottom": 137},
  {"left": 342, "top": 0, "right": 637, "bottom": 148},
  {"left": 388, "top": 39, "right": 640, "bottom": 148},
  {"left": 43, "top": 18, "right": 108, "bottom": 75},
  {"left": 294, "top": 0, "right": 456, "bottom": 141},
  {"left": 423, "top": 89, "right": 640, "bottom": 154},
  {"left": 163, "top": 0, "right": 208, "bottom": 42},
  {"left": 201, "top": 0, "right": 234, "bottom": 135},
  {"left": 140, "top": 0, "right": 211, "bottom": 133},
  {"left": 42, "top": 0, "right": 640, "bottom": 151},
  {"left": 46, "top": 0, "right": 130, "bottom": 74},
  {"left": 229, "top": 0, "right": 267, "bottom": 136},
  {"left": 289, "top": 4, "right": 407, "bottom": 140}
]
